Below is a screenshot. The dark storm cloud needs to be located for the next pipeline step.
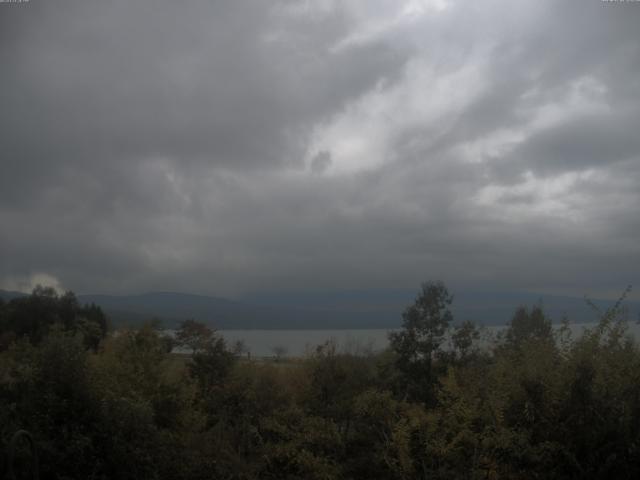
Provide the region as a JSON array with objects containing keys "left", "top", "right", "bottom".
[
  {"left": 0, "top": 0, "right": 406, "bottom": 200},
  {"left": 0, "top": 0, "right": 639, "bottom": 298},
  {"left": 510, "top": 111, "right": 640, "bottom": 175},
  {"left": 310, "top": 151, "right": 332, "bottom": 174}
]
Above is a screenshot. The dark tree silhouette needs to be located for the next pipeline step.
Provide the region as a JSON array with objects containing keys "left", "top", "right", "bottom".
[{"left": 389, "top": 281, "right": 453, "bottom": 404}]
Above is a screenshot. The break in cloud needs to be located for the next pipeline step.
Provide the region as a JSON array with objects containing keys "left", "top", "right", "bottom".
[{"left": 0, "top": 0, "right": 639, "bottom": 299}]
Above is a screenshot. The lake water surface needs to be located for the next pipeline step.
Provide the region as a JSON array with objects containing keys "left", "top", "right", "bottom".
[
  {"left": 218, "top": 322, "right": 640, "bottom": 357},
  {"left": 219, "top": 329, "right": 391, "bottom": 357}
]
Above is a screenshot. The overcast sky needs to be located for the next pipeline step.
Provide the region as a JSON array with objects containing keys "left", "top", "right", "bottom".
[{"left": 1, "top": 0, "right": 639, "bottom": 299}]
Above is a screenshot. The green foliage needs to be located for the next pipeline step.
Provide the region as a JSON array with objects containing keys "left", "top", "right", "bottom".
[
  {"left": 175, "top": 319, "right": 214, "bottom": 354},
  {"left": 451, "top": 320, "right": 481, "bottom": 362},
  {"left": 388, "top": 281, "right": 454, "bottom": 404},
  {"left": 349, "top": 389, "right": 427, "bottom": 479},
  {"left": 504, "top": 304, "right": 553, "bottom": 349},
  {"left": 2, "top": 284, "right": 640, "bottom": 479},
  {"left": 0, "top": 329, "right": 101, "bottom": 479},
  {"left": 0, "top": 287, "right": 108, "bottom": 351},
  {"left": 186, "top": 327, "right": 236, "bottom": 396},
  {"left": 304, "top": 340, "right": 377, "bottom": 423},
  {"left": 260, "top": 407, "right": 343, "bottom": 480}
]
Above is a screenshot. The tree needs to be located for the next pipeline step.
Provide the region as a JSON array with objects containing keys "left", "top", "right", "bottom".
[
  {"left": 272, "top": 345, "right": 288, "bottom": 361},
  {"left": 190, "top": 336, "right": 236, "bottom": 394},
  {"left": 451, "top": 320, "right": 480, "bottom": 361},
  {"left": 0, "top": 287, "right": 108, "bottom": 350},
  {"left": 505, "top": 304, "right": 552, "bottom": 349},
  {"left": 175, "top": 318, "right": 214, "bottom": 354},
  {"left": 388, "top": 281, "right": 453, "bottom": 404},
  {"left": 305, "top": 341, "right": 376, "bottom": 424},
  {"left": 232, "top": 339, "right": 249, "bottom": 358},
  {"left": 77, "top": 302, "right": 109, "bottom": 349}
]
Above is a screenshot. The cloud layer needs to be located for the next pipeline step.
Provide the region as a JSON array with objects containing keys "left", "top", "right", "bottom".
[{"left": 1, "top": 0, "right": 639, "bottom": 298}]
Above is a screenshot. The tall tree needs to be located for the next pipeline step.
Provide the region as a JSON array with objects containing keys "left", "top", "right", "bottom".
[
  {"left": 505, "top": 304, "right": 552, "bottom": 349},
  {"left": 389, "top": 281, "right": 453, "bottom": 405},
  {"left": 0, "top": 287, "right": 108, "bottom": 350},
  {"left": 175, "top": 319, "right": 236, "bottom": 394}
]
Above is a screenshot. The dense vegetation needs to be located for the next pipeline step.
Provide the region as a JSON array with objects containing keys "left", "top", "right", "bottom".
[{"left": 1, "top": 283, "right": 639, "bottom": 479}]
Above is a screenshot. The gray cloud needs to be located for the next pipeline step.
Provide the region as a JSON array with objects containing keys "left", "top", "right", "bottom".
[
  {"left": 0, "top": 0, "right": 639, "bottom": 300},
  {"left": 310, "top": 150, "right": 332, "bottom": 174}
]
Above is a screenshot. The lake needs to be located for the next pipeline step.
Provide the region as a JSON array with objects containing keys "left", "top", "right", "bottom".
[
  {"left": 218, "top": 322, "right": 640, "bottom": 357},
  {"left": 218, "top": 329, "right": 392, "bottom": 357}
]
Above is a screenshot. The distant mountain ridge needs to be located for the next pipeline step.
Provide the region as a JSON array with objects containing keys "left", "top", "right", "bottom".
[
  {"left": 0, "top": 289, "right": 27, "bottom": 301},
  {"left": 2, "top": 288, "right": 638, "bottom": 329}
]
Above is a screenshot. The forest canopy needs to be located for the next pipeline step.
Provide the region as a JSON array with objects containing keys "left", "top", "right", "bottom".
[{"left": 1, "top": 283, "right": 639, "bottom": 479}]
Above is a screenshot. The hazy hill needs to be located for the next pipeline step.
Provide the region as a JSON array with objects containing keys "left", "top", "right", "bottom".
[
  {"left": 78, "top": 292, "right": 399, "bottom": 329},
  {"left": 3, "top": 289, "right": 638, "bottom": 329},
  {"left": 0, "top": 289, "right": 27, "bottom": 301},
  {"left": 244, "top": 290, "right": 639, "bottom": 328}
]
